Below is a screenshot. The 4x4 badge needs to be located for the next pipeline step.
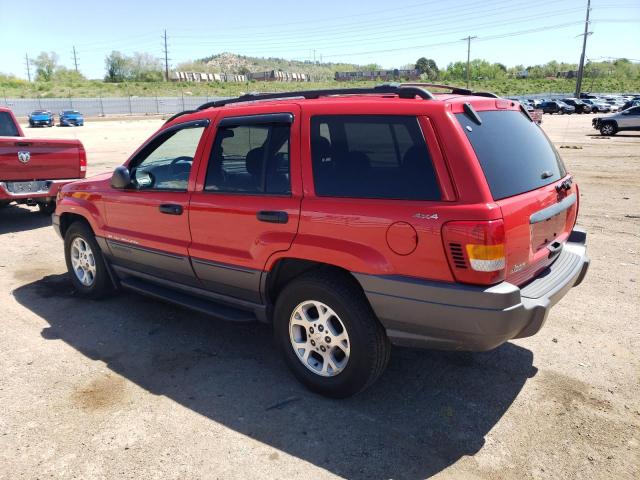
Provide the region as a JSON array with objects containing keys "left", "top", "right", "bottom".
[
  {"left": 413, "top": 213, "right": 439, "bottom": 220},
  {"left": 17, "top": 151, "right": 31, "bottom": 164}
]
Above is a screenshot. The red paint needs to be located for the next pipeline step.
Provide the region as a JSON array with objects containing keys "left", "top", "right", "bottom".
[{"left": 57, "top": 93, "right": 580, "bottom": 287}]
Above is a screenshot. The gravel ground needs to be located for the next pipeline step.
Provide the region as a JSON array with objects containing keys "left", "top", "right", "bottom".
[{"left": 0, "top": 115, "right": 638, "bottom": 480}]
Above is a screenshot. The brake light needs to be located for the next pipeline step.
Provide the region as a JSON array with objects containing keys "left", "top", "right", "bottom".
[
  {"left": 79, "top": 145, "right": 87, "bottom": 176},
  {"left": 442, "top": 219, "right": 506, "bottom": 285}
]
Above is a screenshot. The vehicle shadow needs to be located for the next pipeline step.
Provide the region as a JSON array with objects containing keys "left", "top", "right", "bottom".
[
  {"left": 586, "top": 133, "right": 640, "bottom": 138},
  {"left": 0, "top": 204, "right": 51, "bottom": 234},
  {"left": 14, "top": 274, "right": 537, "bottom": 480}
]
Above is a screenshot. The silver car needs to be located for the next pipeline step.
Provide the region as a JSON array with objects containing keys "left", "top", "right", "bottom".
[{"left": 592, "top": 106, "right": 640, "bottom": 135}]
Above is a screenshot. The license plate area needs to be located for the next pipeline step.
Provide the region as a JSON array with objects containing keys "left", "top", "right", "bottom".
[
  {"left": 531, "top": 211, "right": 567, "bottom": 251},
  {"left": 4, "top": 181, "right": 50, "bottom": 194}
]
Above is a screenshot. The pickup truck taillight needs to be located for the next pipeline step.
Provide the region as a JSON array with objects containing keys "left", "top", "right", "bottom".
[
  {"left": 79, "top": 145, "right": 87, "bottom": 177},
  {"left": 442, "top": 219, "right": 506, "bottom": 285}
]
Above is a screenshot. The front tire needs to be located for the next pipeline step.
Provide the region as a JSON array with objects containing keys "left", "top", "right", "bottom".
[
  {"left": 274, "top": 269, "right": 390, "bottom": 398},
  {"left": 64, "top": 222, "right": 112, "bottom": 299},
  {"left": 600, "top": 122, "right": 617, "bottom": 136}
]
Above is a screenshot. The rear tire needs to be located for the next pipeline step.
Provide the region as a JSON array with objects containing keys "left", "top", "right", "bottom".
[
  {"left": 64, "top": 222, "right": 112, "bottom": 299},
  {"left": 274, "top": 269, "right": 390, "bottom": 398}
]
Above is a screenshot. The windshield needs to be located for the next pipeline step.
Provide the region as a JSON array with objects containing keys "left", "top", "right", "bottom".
[
  {"left": 63, "top": 110, "right": 80, "bottom": 115},
  {"left": 456, "top": 110, "right": 566, "bottom": 200}
]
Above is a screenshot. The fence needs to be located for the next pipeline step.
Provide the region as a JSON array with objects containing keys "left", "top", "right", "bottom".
[{"left": 0, "top": 96, "right": 230, "bottom": 117}]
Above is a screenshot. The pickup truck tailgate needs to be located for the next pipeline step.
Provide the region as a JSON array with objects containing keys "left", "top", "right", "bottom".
[{"left": 0, "top": 137, "right": 83, "bottom": 180}]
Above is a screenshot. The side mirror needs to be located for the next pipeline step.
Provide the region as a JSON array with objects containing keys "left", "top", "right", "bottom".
[{"left": 111, "top": 166, "right": 131, "bottom": 189}]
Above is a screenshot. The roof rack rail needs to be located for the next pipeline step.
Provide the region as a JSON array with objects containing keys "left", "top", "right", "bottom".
[
  {"left": 400, "top": 83, "right": 500, "bottom": 98},
  {"left": 195, "top": 83, "right": 435, "bottom": 111},
  {"left": 400, "top": 82, "right": 472, "bottom": 95}
]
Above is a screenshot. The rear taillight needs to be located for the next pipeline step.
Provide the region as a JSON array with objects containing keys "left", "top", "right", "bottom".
[
  {"left": 79, "top": 145, "right": 87, "bottom": 176},
  {"left": 442, "top": 219, "right": 506, "bottom": 285}
]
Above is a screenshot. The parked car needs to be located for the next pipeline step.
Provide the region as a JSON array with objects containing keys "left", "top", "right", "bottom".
[
  {"left": 59, "top": 110, "right": 84, "bottom": 127},
  {"left": 524, "top": 103, "right": 543, "bottom": 124},
  {"left": 582, "top": 99, "right": 611, "bottom": 113},
  {"left": 0, "top": 107, "right": 87, "bottom": 213},
  {"left": 592, "top": 106, "right": 640, "bottom": 135},
  {"left": 53, "top": 85, "right": 589, "bottom": 398},
  {"left": 620, "top": 99, "right": 640, "bottom": 111},
  {"left": 539, "top": 100, "right": 575, "bottom": 114},
  {"left": 28, "top": 110, "right": 55, "bottom": 127},
  {"left": 561, "top": 98, "right": 592, "bottom": 114}
]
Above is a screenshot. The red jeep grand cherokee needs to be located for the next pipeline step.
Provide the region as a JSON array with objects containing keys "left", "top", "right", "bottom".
[{"left": 53, "top": 84, "right": 589, "bottom": 398}]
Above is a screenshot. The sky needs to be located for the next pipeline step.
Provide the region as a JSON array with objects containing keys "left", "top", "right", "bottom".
[{"left": 0, "top": 0, "right": 639, "bottom": 80}]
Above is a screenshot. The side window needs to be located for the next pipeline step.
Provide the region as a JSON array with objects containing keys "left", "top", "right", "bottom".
[
  {"left": 310, "top": 115, "right": 441, "bottom": 201},
  {"left": 0, "top": 112, "right": 19, "bottom": 136},
  {"left": 130, "top": 124, "right": 205, "bottom": 191},
  {"left": 626, "top": 106, "right": 640, "bottom": 115},
  {"left": 205, "top": 122, "right": 291, "bottom": 195}
]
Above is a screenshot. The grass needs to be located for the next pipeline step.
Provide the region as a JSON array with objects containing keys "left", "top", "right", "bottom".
[{"left": 1, "top": 77, "right": 639, "bottom": 99}]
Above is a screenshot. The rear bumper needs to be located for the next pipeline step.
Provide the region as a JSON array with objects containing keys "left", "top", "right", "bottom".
[
  {"left": 0, "top": 179, "right": 76, "bottom": 202},
  {"left": 355, "top": 228, "right": 589, "bottom": 351}
]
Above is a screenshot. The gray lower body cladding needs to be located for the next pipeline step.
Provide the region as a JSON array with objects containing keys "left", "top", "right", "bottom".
[{"left": 355, "top": 228, "right": 589, "bottom": 351}]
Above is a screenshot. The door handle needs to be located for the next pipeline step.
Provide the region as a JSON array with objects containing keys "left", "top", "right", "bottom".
[
  {"left": 256, "top": 210, "right": 288, "bottom": 224},
  {"left": 159, "top": 204, "right": 183, "bottom": 215}
]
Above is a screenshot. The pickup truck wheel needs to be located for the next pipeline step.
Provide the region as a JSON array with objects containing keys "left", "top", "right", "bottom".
[
  {"left": 600, "top": 123, "right": 617, "bottom": 136},
  {"left": 274, "top": 270, "right": 390, "bottom": 398},
  {"left": 64, "top": 222, "right": 111, "bottom": 299},
  {"left": 37, "top": 201, "right": 56, "bottom": 215}
]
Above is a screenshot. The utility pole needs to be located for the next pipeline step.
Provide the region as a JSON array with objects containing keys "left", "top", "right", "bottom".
[
  {"left": 72, "top": 46, "right": 79, "bottom": 73},
  {"left": 25, "top": 53, "right": 31, "bottom": 82},
  {"left": 313, "top": 49, "right": 316, "bottom": 64},
  {"left": 461, "top": 36, "right": 477, "bottom": 89},
  {"left": 163, "top": 29, "right": 169, "bottom": 82},
  {"left": 574, "top": 0, "right": 592, "bottom": 98}
]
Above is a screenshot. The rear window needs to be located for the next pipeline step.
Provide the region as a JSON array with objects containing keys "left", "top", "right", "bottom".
[
  {"left": 456, "top": 110, "right": 566, "bottom": 200},
  {"left": 310, "top": 115, "right": 440, "bottom": 200},
  {"left": 0, "top": 112, "right": 20, "bottom": 136}
]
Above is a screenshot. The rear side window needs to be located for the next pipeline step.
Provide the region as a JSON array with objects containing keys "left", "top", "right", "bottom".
[
  {"left": 0, "top": 112, "right": 20, "bottom": 136},
  {"left": 456, "top": 110, "right": 566, "bottom": 200},
  {"left": 310, "top": 115, "right": 440, "bottom": 200}
]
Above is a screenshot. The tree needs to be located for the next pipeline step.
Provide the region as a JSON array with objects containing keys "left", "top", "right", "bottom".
[
  {"left": 31, "top": 52, "right": 59, "bottom": 81},
  {"left": 130, "top": 52, "right": 163, "bottom": 82},
  {"left": 104, "top": 51, "right": 131, "bottom": 82},
  {"left": 415, "top": 57, "right": 439, "bottom": 80}
]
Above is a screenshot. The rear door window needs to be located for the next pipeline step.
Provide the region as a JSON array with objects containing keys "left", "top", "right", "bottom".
[
  {"left": 456, "top": 110, "right": 566, "bottom": 200},
  {"left": 310, "top": 115, "right": 440, "bottom": 200},
  {"left": 205, "top": 123, "right": 291, "bottom": 195}
]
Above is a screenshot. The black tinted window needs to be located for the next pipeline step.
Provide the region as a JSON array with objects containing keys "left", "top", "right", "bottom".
[
  {"left": 205, "top": 123, "right": 290, "bottom": 195},
  {"left": 0, "top": 112, "right": 20, "bottom": 136},
  {"left": 311, "top": 115, "right": 440, "bottom": 200},
  {"left": 457, "top": 110, "right": 566, "bottom": 200}
]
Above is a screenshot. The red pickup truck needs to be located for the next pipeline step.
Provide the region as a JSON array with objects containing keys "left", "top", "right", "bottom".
[
  {"left": 0, "top": 107, "right": 87, "bottom": 213},
  {"left": 53, "top": 85, "right": 589, "bottom": 397}
]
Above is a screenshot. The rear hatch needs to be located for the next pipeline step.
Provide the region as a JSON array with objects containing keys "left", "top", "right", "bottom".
[
  {"left": 0, "top": 138, "right": 83, "bottom": 180},
  {"left": 456, "top": 108, "right": 577, "bottom": 286}
]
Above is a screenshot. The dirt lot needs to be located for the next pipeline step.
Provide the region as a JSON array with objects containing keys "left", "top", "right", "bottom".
[{"left": 1, "top": 115, "right": 638, "bottom": 479}]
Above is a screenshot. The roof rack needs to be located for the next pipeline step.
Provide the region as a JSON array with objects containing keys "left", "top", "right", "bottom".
[
  {"left": 400, "top": 83, "right": 500, "bottom": 98},
  {"left": 195, "top": 83, "right": 435, "bottom": 111}
]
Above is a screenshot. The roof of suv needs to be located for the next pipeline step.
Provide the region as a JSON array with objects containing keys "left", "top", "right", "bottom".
[{"left": 165, "top": 83, "right": 504, "bottom": 125}]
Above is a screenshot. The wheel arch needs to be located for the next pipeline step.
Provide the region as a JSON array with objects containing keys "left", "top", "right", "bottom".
[
  {"left": 263, "top": 257, "right": 368, "bottom": 308},
  {"left": 58, "top": 212, "right": 93, "bottom": 238}
]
